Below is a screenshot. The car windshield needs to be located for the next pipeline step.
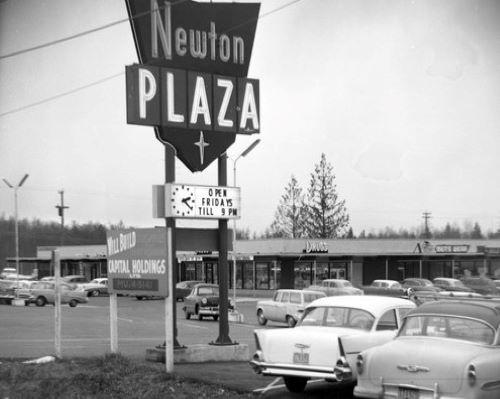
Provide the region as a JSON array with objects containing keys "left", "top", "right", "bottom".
[
  {"left": 399, "top": 315, "right": 495, "bottom": 345},
  {"left": 298, "top": 306, "right": 375, "bottom": 331},
  {"left": 197, "top": 286, "right": 218, "bottom": 296}
]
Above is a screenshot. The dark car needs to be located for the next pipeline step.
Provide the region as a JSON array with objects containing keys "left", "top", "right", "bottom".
[
  {"left": 461, "top": 276, "right": 498, "bottom": 296},
  {"left": 175, "top": 280, "right": 203, "bottom": 301},
  {"left": 402, "top": 278, "right": 441, "bottom": 292},
  {"left": 183, "top": 283, "right": 233, "bottom": 321},
  {"left": 0, "top": 280, "right": 16, "bottom": 303}
]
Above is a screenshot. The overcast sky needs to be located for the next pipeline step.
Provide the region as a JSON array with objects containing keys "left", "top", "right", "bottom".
[{"left": 1, "top": 0, "right": 500, "bottom": 237}]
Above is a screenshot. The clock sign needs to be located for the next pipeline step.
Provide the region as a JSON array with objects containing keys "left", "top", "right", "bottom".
[
  {"left": 171, "top": 185, "right": 195, "bottom": 217},
  {"left": 164, "top": 183, "right": 241, "bottom": 219}
]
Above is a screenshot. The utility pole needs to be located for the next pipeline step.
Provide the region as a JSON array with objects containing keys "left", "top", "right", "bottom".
[
  {"left": 422, "top": 211, "right": 432, "bottom": 240},
  {"left": 55, "top": 190, "right": 69, "bottom": 245}
]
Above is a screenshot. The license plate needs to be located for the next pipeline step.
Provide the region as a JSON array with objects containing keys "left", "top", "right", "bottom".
[
  {"left": 398, "top": 387, "right": 419, "bottom": 399},
  {"left": 292, "top": 352, "right": 309, "bottom": 364}
]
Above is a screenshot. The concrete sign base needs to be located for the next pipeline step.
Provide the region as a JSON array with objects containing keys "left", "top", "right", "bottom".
[{"left": 146, "top": 343, "right": 249, "bottom": 364}]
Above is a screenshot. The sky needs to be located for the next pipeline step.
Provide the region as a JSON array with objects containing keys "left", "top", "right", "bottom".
[{"left": 1, "top": 0, "right": 500, "bottom": 237}]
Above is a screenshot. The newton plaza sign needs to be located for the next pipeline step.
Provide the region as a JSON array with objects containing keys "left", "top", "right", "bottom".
[{"left": 125, "top": 0, "right": 261, "bottom": 172}]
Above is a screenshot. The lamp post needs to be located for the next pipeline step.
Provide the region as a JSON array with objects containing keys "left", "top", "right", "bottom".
[
  {"left": 3, "top": 174, "right": 29, "bottom": 300},
  {"left": 231, "top": 139, "right": 260, "bottom": 315}
]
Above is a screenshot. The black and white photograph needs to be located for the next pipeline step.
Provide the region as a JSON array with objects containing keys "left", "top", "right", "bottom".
[{"left": 1, "top": 0, "right": 500, "bottom": 398}]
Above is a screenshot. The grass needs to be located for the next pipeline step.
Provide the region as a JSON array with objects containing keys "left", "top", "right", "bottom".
[{"left": 0, "top": 354, "right": 252, "bottom": 398}]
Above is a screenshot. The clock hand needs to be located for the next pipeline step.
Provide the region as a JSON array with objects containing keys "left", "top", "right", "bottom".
[{"left": 181, "top": 197, "right": 193, "bottom": 210}]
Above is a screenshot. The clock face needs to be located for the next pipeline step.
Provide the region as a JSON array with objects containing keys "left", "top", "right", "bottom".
[{"left": 171, "top": 185, "right": 195, "bottom": 217}]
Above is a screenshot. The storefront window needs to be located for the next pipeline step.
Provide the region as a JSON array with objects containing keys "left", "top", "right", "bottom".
[
  {"left": 205, "top": 262, "right": 218, "bottom": 284},
  {"left": 294, "top": 262, "right": 311, "bottom": 289},
  {"left": 243, "top": 262, "right": 254, "bottom": 289},
  {"left": 329, "top": 263, "right": 347, "bottom": 279},
  {"left": 314, "top": 263, "right": 328, "bottom": 284},
  {"left": 256, "top": 262, "right": 269, "bottom": 289},
  {"left": 269, "top": 262, "right": 280, "bottom": 290},
  {"left": 185, "top": 263, "right": 196, "bottom": 281}
]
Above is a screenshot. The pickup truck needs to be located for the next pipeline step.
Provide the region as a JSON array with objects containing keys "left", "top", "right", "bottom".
[
  {"left": 307, "top": 279, "right": 363, "bottom": 296},
  {"left": 362, "top": 279, "right": 413, "bottom": 298}
]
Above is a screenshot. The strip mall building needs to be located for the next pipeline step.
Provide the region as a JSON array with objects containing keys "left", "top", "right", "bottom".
[{"left": 7, "top": 238, "right": 500, "bottom": 291}]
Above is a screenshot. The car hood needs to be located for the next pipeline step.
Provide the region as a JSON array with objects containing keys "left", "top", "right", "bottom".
[
  {"left": 255, "top": 326, "right": 366, "bottom": 366},
  {"left": 367, "top": 337, "right": 491, "bottom": 394}
]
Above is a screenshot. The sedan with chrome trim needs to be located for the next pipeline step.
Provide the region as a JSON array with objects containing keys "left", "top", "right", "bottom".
[
  {"left": 250, "top": 295, "right": 416, "bottom": 393},
  {"left": 354, "top": 299, "right": 500, "bottom": 399}
]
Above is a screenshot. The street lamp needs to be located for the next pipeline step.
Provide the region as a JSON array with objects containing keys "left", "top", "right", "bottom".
[
  {"left": 3, "top": 174, "right": 29, "bottom": 299},
  {"left": 231, "top": 139, "right": 260, "bottom": 313}
]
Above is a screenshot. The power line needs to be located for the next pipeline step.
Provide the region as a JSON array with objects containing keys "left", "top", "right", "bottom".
[
  {"left": 0, "top": 72, "right": 123, "bottom": 117},
  {"left": 0, "top": 0, "right": 302, "bottom": 61}
]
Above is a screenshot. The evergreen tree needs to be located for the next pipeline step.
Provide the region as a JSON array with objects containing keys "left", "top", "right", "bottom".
[
  {"left": 303, "top": 153, "right": 350, "bottom": 238},
  {"left": 471, "top": 222, "right": 483, "bottom": 239},
  {"left": 269, "top": 175, "right": 306, "bottom": 238}
]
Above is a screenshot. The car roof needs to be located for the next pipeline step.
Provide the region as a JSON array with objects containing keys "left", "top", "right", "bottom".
[
  {"left": 408, "top": 300, "right": 500, "bottom": 328},
  {"left": 433, "top": 277, "right": 458, "bottom": 282},
  {"left": 307, "top": 295, "right": 414, "bottom": 315},
  {"left": 194, "top": 283, "right": 218, "bottom": 288},
  {"left": 374, "top": 279, "right": 399, "bottom": 284}
]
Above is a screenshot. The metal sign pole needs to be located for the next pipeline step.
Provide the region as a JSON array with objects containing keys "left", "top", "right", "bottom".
[
  {"left": 110, "top": 293, "right": 118, "bottom": 353},
  {"left": 165, "top": 226, "right": 174, "bottom": 373},
  {"left": 53, "top": 250, "right": 62, "bottom": 359}
]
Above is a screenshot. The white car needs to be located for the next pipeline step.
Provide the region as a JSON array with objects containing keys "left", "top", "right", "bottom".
[
  {"left": 256, "top": 289, "right": 326, "bottom": 327},
  {"left": 81, "top": 278, "right": 108, "bottom": 297},
  {"left": 250, "top": 295, "right": 416, "bottom": 393}
]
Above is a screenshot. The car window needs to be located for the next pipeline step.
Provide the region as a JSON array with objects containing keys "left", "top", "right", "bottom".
[
  {"left": 303, "top": 293, "right": 324, "bottom": 303},
  {"left": 376, "top": 309, "right": 398, "bottom": 331},
  {"left": 290, "top": 292, "right": 301, "bottom": 304},
  {"left": 273, "top": 291, "right": 282, "bottom": 302},
  {"left": 341, "top": 281, "right": 353, "bottom": 287},
  {"left": 280, "top": 292, "right": 290, "bottom": 303},
  {"left": 198, "top": 286, "right": 218, "bottom": 296},
  {"left": 399, "top": 316, "right": 495, "bottom": 345},
  {"left": 299, "top": 306, "right": 374, "bottom": 330}
]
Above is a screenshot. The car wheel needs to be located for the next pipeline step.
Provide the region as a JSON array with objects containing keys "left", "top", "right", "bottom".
[
  {"left": 196, "top": 306, "right": 203, "bottom": 321},
  {"left": 184, "top": 310, "right": 191, "bottom": 320},
  {"left": 90, "top": 290, "right": 100, "bottom": 297},
  {"left": 286, "top": 316, "right": 297, "bottom": 328},
  {"left": 213, "top": 315, "right": 219, "bottom": 321},
  {"left": 35, "top": 296, "right": 46, "bottom": 307},
  {"left": 283, "top": 376, "right": 308, "bottom": 393},
  {"left": 69, "top": 299, "right": 78, "bottom": 307},
  {"left": 257, "top": 309, "right": 267, "bottom": 326},
  {"left": 136, "top": 296, "right": 144, "bottom": 301}
]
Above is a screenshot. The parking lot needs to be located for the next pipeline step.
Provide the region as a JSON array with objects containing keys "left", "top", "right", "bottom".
[{"left": 0, "top": 295, "right": 356, "bottom": 398}]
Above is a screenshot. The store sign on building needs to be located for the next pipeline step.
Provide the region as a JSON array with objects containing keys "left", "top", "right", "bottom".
[
  {"left": 164, "top": 183, "right": 240, "bottom": 219},
  {"left": 304, "top": 241, "right": 329, "bottom": 254},
  {"left": 435, "top": 244, "right": 470, "bottom": 253},
  {"left": 106, "top": 229, "right": 168, "bottom": 296},
  {"left": 125, "top": 0, "right": 261, "bottom": 172}
]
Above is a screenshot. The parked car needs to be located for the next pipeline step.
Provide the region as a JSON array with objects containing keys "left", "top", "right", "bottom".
[
  {"left": 307, "top": 279, "right": 363, "bottom": 297},
  {"left": 362, "top": 279, "right": 412, "bottom": 298},
  {"left": 354, "top": 299, "right": 500, "bottom": 399},
  {"left": 61, "top": 275, "right": 90, "bottom": 287},
  {"left": 401, "top": 278, "right": 441, "bottom": 292},
  {"left": 183, "top": 283, "right": 233, "bottom": 321},
  {"left": 0, "top": 267, "right": 17, "bottom": 279},
  {"left": 175, "top": 280, "right": 203, "bottom": 301},
  {"left": 461, "top": 276, "right": 498, "bottom": 296},
  {"left": 432, "top": 277, "right": 473, "bottom": 292},
  {"left": 0, "top": 279, "right": 16, "bottom": 303},
  {"left": 18, "top": 281, "right": 88, "bottom": 307},
  {"left": 495, "top": 280, "right": 500, "bottom": 294},
  {"left": 81, "top": 278, "right": 108, "bottom": 297},
  {"left": 250, "top": 295, "right": 416, "bottom": 393},
  {"left": 256, "top": 289, "right": 326, "bottom": 327}
]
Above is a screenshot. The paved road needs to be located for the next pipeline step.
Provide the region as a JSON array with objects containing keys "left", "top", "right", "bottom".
[{"left": 0, "top": 296, "right": 354, "bottom": 398}]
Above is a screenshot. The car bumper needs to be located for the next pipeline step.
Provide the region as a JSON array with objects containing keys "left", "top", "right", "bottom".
[
  {"left": 198, "top": 307, "right": 219, "bottom": 316},
  {"left": 249, "top": 358, "right": 353, "bottom": 383}
]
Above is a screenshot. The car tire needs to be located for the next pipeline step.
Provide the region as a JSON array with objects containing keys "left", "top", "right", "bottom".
[
  {"left": 196, "top": 306, "right": 203, "bottom": 321},
  {"left": 185, "top": 310, "right": 191, "bottom": 320},
  {"left": 35, "top": 296, "right": 46, "bottom": 307},
  {"left": 136, "top": 296, "right": 144, "bottom": 301},
  {"left": 286, "top": 316, "right": 297, "bottom": 328},
  {"left": 90, "top": 290, "right": 100, "bottom": 297},
  {"left": 257, "top": 309, "right": 267, "bottom": 326},
  {"left": 69, "top": 299, "right": 78, "bottom": 307},
  {"left": 213, "top": 315, "right": 219, "bottom": 321},
  {"left": 283, "top": 376, "right": 308, "bottom": 393}
]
